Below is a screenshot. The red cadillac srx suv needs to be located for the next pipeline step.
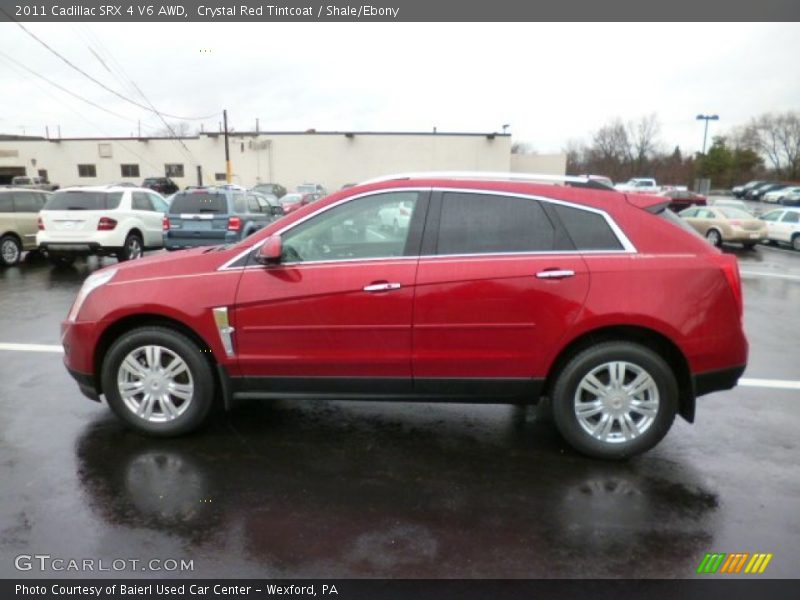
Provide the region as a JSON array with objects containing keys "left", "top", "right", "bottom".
[{"left": 60, "top": 173, "right": 748, "bottom": 459}]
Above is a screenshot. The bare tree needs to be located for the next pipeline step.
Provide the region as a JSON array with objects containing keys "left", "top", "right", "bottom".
[
  {"left": 627, "top": 113, "right": 661, "bottom": 172},
  {"left": 511, "top": 141, "right": 537, "bottom": 154},
  {"left": 154, "top": 121, "right": 194, "bottom": 137},
  {"left": 746, "top": 112, "right": 800, "bottom": 179}
]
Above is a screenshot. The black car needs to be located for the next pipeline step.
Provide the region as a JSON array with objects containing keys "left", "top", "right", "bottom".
[
  {"left": 163, "top": 187, "right": 272, "bottom": 250},
  {"left": 732, "top": 180, "right": 766, "bottom": 198},
  {"left": 142, "top": 177, "right": 180, "bottom": 195},
  {"left": 251, "top": 183, "right": 287, "bottom": 198},
  {"left": 746, "top": 181, "right": 783, "bottom": 201}
]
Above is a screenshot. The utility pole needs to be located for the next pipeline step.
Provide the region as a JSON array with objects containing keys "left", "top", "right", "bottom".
[
  {"left": 223, "top": 109, "right": 232, "bottom": 183},
  {"left": 138, "top": 120, "right": 141, "bottom": 137},
  {"left": 256, "top": 118, "right": 259, "bottom": 134},
  {"left": 696, "top": 114, "right": 719, "bottom": 154},
  {"left": 45, "top": 125, "right": 50, "bottom": 140}
]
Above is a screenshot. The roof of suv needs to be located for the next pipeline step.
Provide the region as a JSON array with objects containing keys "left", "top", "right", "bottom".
[{"left": 57, "top": 185, "right": 151, "bottom": 193}]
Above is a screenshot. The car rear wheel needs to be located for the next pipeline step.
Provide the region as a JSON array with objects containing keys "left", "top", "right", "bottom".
[
  {"left": 0, "top": 235, "right": 21, "bottom": 266},
  {"left": 102, "top": 326, "right": 215, "bottom": 436},
  {"left": 551, "top": 342, "right": 678, "bottom": 460},
  {"left": 706, "top": 229, "right": 722, "bottom": 247},
  {"left": 118, "top": 233, "right": 143, "bottom": 262}
]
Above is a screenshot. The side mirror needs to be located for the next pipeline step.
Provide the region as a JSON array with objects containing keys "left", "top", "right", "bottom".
[{"left": 255, "top": 235, "right": 282, "bottom": 266}]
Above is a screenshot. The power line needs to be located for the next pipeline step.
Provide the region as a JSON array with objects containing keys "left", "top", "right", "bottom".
[
  {"left": 2, "top": 11, "right": 219, "bottom": 122},
  {"left": 0, "top": 50, "right": 160, "bottom": 133}
]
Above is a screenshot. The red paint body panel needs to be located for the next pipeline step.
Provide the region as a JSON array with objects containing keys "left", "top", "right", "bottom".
[
  {"left": 233, "top": 260, "right": 417, "bottom": 377},
  {"left": 413, "top": 254, "right": 589, "bottom": 377}
]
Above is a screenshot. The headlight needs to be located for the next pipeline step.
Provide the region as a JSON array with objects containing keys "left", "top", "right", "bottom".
[{"left": 68, "top": 268, "right": 117, "bottom": 322}]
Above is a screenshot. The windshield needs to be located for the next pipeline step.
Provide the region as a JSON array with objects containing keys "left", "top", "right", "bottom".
[
  {"left": 169, "top": 193, "right": 227, "bottom": 214},
  {"left": 44, "top": 191, "right": 123, "bottom": 210}
]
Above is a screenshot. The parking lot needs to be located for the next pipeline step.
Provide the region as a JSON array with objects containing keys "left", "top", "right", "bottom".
[{"left": 0, "top": 210, "right": 799, "bottom": 579}]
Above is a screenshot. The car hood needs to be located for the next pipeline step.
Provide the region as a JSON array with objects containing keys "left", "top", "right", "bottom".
[{"left": 108, "top": 246, "right": 237, "bottom": 283}]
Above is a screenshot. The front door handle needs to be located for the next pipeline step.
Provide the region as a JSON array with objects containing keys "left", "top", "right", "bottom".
[
  {"left": 536, "top": 269, "right": 575, "bottom": 280},
  {"left": 363, "top": 282, "right": 402, "bottom": 292}
]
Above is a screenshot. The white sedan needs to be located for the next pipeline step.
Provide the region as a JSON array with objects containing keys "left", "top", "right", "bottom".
[
  {"left": 763, "top": 186, "right": 800, "bottom": 203},
  {"left": 761, "top": 208, "right": 800, "bottom": 250}
]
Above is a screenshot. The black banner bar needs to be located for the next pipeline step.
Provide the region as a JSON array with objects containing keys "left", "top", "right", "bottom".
[{"left": 1, "top": 0, "right": 800, "bottom": 22}]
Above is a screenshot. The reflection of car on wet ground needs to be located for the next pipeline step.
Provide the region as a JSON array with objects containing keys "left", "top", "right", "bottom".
[
  {"left": 760, "top": 207, "right": 800, "bottom": 250},
  {"left": 75, "top": 402, "right": 720, "bottom": 577},
  {"left": 678, "top": 205, "right": 767, "bottom": 248},
  {"left": 60, "top": 173, "right": 748, "bottom": 460}
]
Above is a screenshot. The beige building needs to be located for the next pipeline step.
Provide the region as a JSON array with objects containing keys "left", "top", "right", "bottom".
[{"left": 0, "top": 131, "right": 565, "bottom": 191}]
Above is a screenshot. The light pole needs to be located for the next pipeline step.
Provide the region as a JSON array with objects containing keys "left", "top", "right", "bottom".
[
  {"left": 696, "top": 114, "right": 719, "bottom": 154},
  {"left": 502, "top": 124, "right": 510, "bottom": 134}
]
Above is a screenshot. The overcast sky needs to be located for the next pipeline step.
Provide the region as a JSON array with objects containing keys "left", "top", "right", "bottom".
[{"left": 1, "top": 22, "right": 798, "bottom": 154}]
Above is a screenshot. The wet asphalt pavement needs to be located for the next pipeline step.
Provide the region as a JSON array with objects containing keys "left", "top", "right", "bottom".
[{"left": 1, "top": 226, "right": 799, "bottom": 579}]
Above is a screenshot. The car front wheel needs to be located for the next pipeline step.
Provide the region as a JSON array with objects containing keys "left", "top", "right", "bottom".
[
  {"left": 706, "top": 229, "right": 722, "bottom": 247},
  {"left": 551, "top": 342, "right": 678, "bottom": 460},
  {"left": 102, "top": 326, "right": 215, "bottom": 436}
]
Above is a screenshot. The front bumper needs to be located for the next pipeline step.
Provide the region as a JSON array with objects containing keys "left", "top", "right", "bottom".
[
  {"left": 61, "top": 318, "right": 104, "bottom": 401},
  {"left": 66, "top": 366, "right": 101, "bottom": 402}
]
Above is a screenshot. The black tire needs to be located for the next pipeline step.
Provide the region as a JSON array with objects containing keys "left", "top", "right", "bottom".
[
  {"left": 0, "top": 234, "right": 22, "bottom": 266},
  {"left": 101, "top": 326, "right": 216, "bottom": 436},
  {"left": 706, "top": 229, "right": 722, "bottom": 247},
  {"left": 117, "top": 232, "right": 143, "bottom": 262},
  {"left": 792, "top": 234, "right": 800, "bottom": 252},
  {"left": 742, "top": 242, "right": 757, "bottom": 250},
  {"left": 47, "top": 252, "right": 76, "bottom": 268},
  {"left": 551, "top": 341, "right": 678, "bottom": 460}
]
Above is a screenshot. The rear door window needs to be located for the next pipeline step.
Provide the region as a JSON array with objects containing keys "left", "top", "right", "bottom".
[
  {"left": 12, "top": 191, "right": 45, "bottom": 213},
  {"left": 436, "top": 192, "right": 556, "bottom": 255},
  {"left": 132, "top": 192, "right": 155, "bottom": 211},
  {"left": 44, "top": 191, "right": 123, "bottom": 210},
  {"left": 169, "top": 193, "right": 227, "bottom": 214}
]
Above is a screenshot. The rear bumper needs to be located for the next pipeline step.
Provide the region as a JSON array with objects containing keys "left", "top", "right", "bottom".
[
  {"left": 164, "top": 231, "right": 239, "bottom": 249},
  {"left": 693, "top": 364, "right": 746, "bottom": 398}
]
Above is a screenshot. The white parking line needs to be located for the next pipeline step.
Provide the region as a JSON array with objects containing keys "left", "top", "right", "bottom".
[
  {"left": 740, "top": 270, "right": 800, "bottom": 282},
  {"left": 739, "top": 378, "right": 800, "bottom": 391},
  {"left": 0, "top": 343, "right": 798, "bottom": 391},
  {"left": 0, "top": 342, "right": 63, "bottom": 353}
]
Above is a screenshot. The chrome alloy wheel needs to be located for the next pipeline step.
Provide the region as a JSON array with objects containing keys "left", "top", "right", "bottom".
[
  {"left": 117, "top": 345, "right": 194, "bottom": 423},
  {"left": 573, "top": 361, "right": 659, "bottom": 444},
  {"left": 126, "top": 236, "right": 143, "bottom": 259},
  {"left": 1, "top": 238, "right": 20, "bottom": 264}
]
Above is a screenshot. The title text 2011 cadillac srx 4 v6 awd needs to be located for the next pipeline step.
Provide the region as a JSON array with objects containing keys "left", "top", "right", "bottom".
[{"left": 60, "top": 173, "right": 747, "bottom": 459}]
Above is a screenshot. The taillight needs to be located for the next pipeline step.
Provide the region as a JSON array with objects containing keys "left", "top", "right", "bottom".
[
  {"left": 37, "top": 216, "right": 44, "bottom": 230},
  {"left": 227, "top": 216, "right": 241, "bottom": 231},
  {"left": 97, "top": 217, "right": 117, "bottom": 231},
  {"left": 163, "top": 216, "right": 170, "bottom": 231},
  {"left": 710, "top": 253, "right": 743, "bottom": 318}
]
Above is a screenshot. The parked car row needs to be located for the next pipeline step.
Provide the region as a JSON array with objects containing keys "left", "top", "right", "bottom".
[{"left": 732, "top": 180, "right": 800, "bottom": 204}]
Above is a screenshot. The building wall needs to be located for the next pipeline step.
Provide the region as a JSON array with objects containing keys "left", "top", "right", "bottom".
[
  {"left": 510, "top": 153, "right": 568, "bottom": 177},
  {"left": 0, "top": 132, "right": 532, "bottom": 191}
]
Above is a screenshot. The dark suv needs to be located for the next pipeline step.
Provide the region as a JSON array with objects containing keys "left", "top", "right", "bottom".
[
  {"left": 142, "top": 177, "right": 179, "bottom": 195},
  {"left": 163, "top": 187, "right": 272, "bottom": 250}
]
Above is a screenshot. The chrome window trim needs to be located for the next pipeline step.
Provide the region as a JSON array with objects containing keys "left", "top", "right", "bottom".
[{"left": 217, "top": 186, "right": 637, "bottom": 271}]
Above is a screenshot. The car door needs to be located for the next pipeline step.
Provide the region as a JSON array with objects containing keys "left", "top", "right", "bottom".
[
  {"left": 232, "top": 190, "right": 429, "bottom": 393},
  {"left": 412, "top": 190, "right": 590, "bottom": 396},
  {"left": 779, "top": 210, "right": 800, "bottom": 243},
  {"left": 760, "top": 209, "right": 784, "bottom": 242},
  {"left": 131, "top": 192, "right": 162, "bottom": 247}
]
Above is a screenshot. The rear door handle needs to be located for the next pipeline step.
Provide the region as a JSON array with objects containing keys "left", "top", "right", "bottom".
[
  {"left": 536, "top": 269, "right": 575, "bottom": 280},
  {"left": 363, "top": 282, "right": 402, "bottom": 292}
]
